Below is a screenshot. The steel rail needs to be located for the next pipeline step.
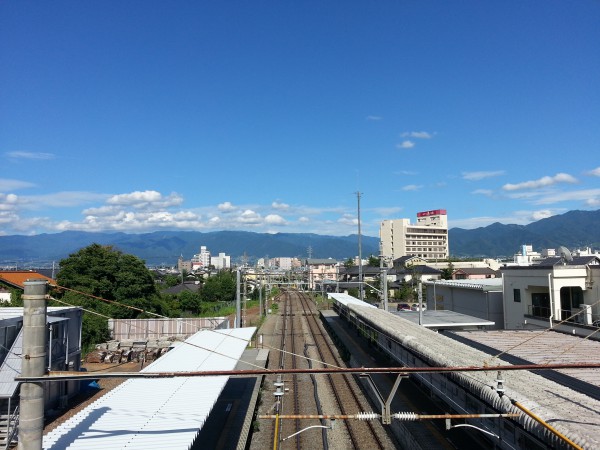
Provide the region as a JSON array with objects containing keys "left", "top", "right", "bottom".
[{"left": 299, "top": 291, "right": 385, "bottom": 450}]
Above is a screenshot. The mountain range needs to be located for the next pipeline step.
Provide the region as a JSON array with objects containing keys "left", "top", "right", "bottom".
[{"left": 0, "top": 209, "right": 598, "bottom": 266}]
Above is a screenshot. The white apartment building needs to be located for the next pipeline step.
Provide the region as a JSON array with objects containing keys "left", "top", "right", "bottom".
[
  {"left": 191, "top": 246, "right": 211, "bottom": 269},
  {"left": 380, "top": 209, "right": 449, "bottom": 263},
  {"left": 211, "top": 252, "right": 231, "bottom": 270}
]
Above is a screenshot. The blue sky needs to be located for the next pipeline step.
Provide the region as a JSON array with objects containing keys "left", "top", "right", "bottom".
[{"left": 1, "top": 1, "right": 599, "bottom": 238}]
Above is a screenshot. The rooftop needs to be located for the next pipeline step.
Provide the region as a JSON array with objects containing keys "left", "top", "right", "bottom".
[
  {"left": 43, "top": 327, "right": 256, "bottom": 450},
  {"left": 0, "top": 271, "right": 56, "bottom": 289}
]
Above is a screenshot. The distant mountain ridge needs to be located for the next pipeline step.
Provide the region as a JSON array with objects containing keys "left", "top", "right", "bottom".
[
  {"left": 0, "top": 209, "right": 598, "bottom": 266},
  {"left": 0, "top": 230, "right": 380, "bottom": 266},
  {"left": 448, "top": 209, "right": 600, "bottom": 257}
]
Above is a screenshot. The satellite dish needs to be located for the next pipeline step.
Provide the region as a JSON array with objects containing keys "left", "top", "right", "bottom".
[{"left": 558, "top": 246, "right": 573, "bottom": 264}]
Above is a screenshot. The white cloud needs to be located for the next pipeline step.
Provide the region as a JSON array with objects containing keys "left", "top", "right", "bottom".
[
  {"left": 239, "top": 209, "right": 262, "bottom": 224},
  {"left": 531, "top": 188, "right": 600, "bottom": 205},
  {"left": 106, "top": 190, "right": 183, "bottom": 209},
  {"left": 264, "top": 214, "right": 287, "bottom": 225},
  {"left": 394, "top": 170, "right": 418, "bottom": 176},
  {"left": 502, "top": 173, "right": 577, "bottom": 191},
  {"left": 0, "top": 178, "right": 36, "bottom": 191},
  {"left": 462, "top": 170, "right": 505, "bottom": 181},
  {"left": 0, "top": 193, "right": 19, "bottom": 208},
  {"left": 5, "top": 151, "right": 55, "bottom": 160},
  {"left": 401, "top": 131, "right": 433, "bottom": 139},
  {"left": 530, "top": 210, "right": 554, "bottom": 221},
  {"left": 218, "top": 201, "right": 237, "bottom": 212},
  {"left": 587, "top": 167, "right": 600, "bottom": 177},
  {"left": 366, "top": 115, "right": 382, "bottom": 121},
  {"left": 396, "top": 140, "right": 415, "bottom": 149},
  {"left": 402, "top": 184, "right": 422, "bottom": 191},
  {"left": 337, "top": 214, "right": 357, "bottom": 226},
  {"left": 272, "top": 201, "right": 289, "bottom": 210},
  {"left": 298, "top": 216, "right": 310, "bottom": 223}
]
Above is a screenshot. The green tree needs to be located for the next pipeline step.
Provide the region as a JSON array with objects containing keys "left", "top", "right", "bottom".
[
  {"left": 178, "top": 291, "right": 202, "bottom": 315},
  {"left": 55, "top": 244, "right": 162, "bottom": 348},
  {"left": 440, "top": 261, "right": 454, "bottom": 280},
  {"left": 344, "top": 258, "right": 354, "bottom": 269},
  {"left": 163, "top": 274, "right": 181, "bottom": 288},
  {"left": 367, "top": 255, "right": 380, "bottom": 267},
  {"left": 201, "top": 271, "right": 236, "bottom": 302}
]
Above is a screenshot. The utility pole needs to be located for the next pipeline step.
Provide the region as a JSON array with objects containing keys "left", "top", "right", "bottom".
[
  {"left": 236, "top": 268, "right": 241, "bottom": 328},
  {"left": 356, "top": 192, "right": 364, "bottom": 301},
  {"left": 20, "top": 279, "right": 48, "bottom": 450}
]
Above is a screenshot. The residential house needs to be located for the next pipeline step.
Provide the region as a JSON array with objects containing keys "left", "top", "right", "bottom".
[
  {"left": 0, "top": 271, "right": 57, "bottom": 303},
  {"left": 501, "top": 255, "right": 600, "bottom": 332},
  {"left": 305, "top": 259, "right": 339, "bottom": 290},
  {"left": 452, "top": 267, "right": 499, "bottom": 280}
]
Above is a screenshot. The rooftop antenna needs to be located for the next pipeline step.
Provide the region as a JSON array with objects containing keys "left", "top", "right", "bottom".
[{"left": 558, "top": 246, "right": 573, "bottom": 265}]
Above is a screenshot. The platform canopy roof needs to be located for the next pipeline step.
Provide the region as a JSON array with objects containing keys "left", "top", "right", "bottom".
[{"left": 43, "top": 327, "right": 256, "bottom": 450}]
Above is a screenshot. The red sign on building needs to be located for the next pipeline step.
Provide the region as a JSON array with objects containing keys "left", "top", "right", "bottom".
[{"left": 417, "top": 209, "right": 447, "bottom": 217}]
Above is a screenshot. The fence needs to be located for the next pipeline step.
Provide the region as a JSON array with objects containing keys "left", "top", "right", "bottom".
[{"left": 108, "top": 317, "right": 229, "bottom": 340}]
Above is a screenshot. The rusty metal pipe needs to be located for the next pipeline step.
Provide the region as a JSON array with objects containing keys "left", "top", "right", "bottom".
[{"left": 512, "top": 400, "right": 582, "bottom": 450}]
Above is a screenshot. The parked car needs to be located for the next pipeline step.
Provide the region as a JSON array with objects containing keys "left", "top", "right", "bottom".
[
  {"left": 411, "top": 303, "right": 427, "bottom": 311},
  {"left": 397, "top": 303, "right": 411, "bottom": 311}
]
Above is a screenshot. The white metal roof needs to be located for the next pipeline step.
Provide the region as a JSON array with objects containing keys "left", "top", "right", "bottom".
[
  {"left": 327, "top": 293, "right": 377, "bottom": 308},
  {"left": 43, "top": 327, "right": 256, "bottom": 450}
]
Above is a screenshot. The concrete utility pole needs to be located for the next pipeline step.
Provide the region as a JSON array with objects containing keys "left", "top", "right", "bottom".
[
  {"left": 356, "top": 192, "right": 363, "bottom": 301},
  {"left": 20, "top": 279, "right": 48, "bottom": 450},
  {"left": 236, "top": 269, "right": 241, "bottom": 328}
]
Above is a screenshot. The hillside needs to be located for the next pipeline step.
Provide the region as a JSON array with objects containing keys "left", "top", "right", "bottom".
[
  {"left": 1, "top": 209, "right": 598, "bottom": 265},
  {"left": 448, "top": 209, "right": 600, "bottom": 257},
  {"left": 0, "top": 230, "right": 380, "bottom": 266}
]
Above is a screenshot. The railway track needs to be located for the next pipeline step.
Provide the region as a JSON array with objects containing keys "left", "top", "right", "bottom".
[{"left": 261, "top": 290, "right": 391, "bottom": 450}]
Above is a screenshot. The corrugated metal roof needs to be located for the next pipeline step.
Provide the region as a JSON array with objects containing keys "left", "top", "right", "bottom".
[
  {"left": 43, "top": 327, "right": 256, "bottom": 450},
  {"left": 0, "top": 271, "right": 56, "bottom": 289},
  {"left": 346, "top": 303, "right": 600, "bottom": 449},
  {"left": 392, "top": 310, "right": 495, "bottom": 328},
  {"left": 451, "top": 329, "right": 600, "bottom": 389}
]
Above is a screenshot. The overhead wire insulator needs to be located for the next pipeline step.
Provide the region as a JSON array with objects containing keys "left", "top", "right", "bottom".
[
  {"left": 355, "top": 412, "right": 379, "bottom": 421},
  {"left": 392, "top": 412, "right": 419, "bottom": 421}
]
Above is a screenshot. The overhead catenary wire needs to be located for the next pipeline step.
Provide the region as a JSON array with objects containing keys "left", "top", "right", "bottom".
[
  {"left": 50, "top": 284, "right": 343, "bottom": 373},
  {"left": 46, "top": 288, "right": 272, "bottom": 373}
]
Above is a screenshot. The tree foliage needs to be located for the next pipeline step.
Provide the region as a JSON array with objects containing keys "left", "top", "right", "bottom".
[
  {"left": 367, "top": 255, "right": 380, "bottom": 267},
  {"left": 55, "top": 244, "right": 162, "bottom": 348},
  {"left": 201, "top": 271, "right": 236, "bottom": 302}
]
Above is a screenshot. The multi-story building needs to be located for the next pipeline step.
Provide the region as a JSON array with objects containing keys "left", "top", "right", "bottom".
[
  {"left": 211, "top": 252, "right": 231, "bottom": 270},
  {"left": 305, "top": 259, "right": 339, "bottom": 290},
  {"left": 191, "top": 246, "right": 211, "bottom": 269},
  {"left": 380, "top": 209, "right": 449, "bottom": 263}
]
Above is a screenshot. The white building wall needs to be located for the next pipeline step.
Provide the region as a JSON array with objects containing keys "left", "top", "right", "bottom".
[
  {"left": 380, "top": 210, "right": 448, "bottom": 262},
  {"left": 502, "top": 266, "right": 599, "bottom": 330}
]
